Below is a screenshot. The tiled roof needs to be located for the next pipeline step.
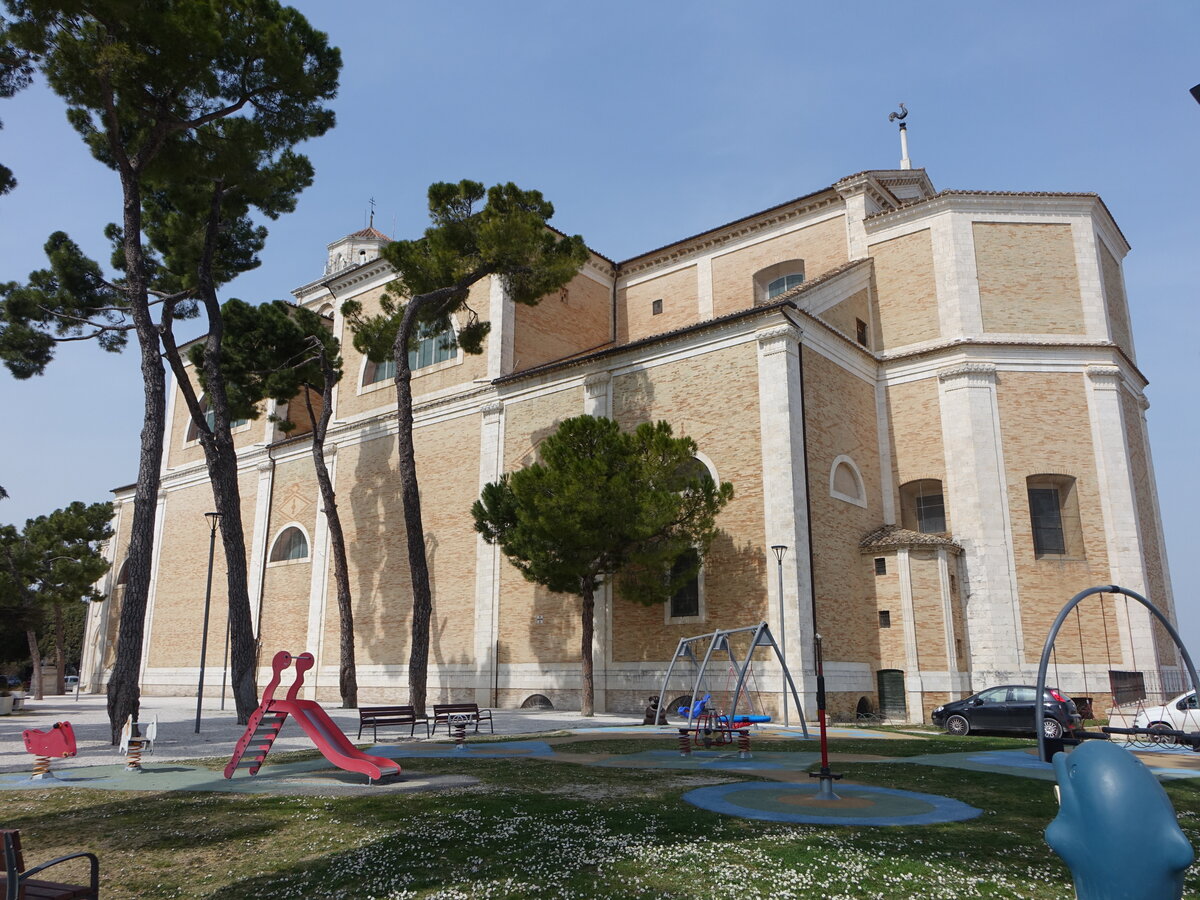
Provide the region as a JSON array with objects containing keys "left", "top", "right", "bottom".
[
  {"left": 859, "top": 524, "right": 962, "bottom": 552},
  {"left": 347, "top": 226, "right": 391, "bottom": 241}
]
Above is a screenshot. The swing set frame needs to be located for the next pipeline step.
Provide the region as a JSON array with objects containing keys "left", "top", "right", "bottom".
[{"left": 655, "top": 622, "right": 810, "bottom": 739}]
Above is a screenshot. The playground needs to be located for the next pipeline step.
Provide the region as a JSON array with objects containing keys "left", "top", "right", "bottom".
[{"left": 5, "top": 690, "right": 1200, "bottom": 898}]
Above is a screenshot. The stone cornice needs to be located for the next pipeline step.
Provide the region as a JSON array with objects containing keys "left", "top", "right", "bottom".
[
  {"left": 293, "top": 258, "right": 394, "bottom": 302},
  {"left": 756, "top": 324, "right": 803, "bottom": 355},
  {"left": 834, "top": 173, "right": 898, "bottom": 214},
  {"left": 583, "top": 371, "right": 612, "bottom": 398},
  {"left": 617, "top": 192, "right": 843, "bottom": 278},
  {"left": 937, "top": 362, "right": 997, "bottom": 387},
  {"left": 1085, "top": 364, "right": 1123, "bottom": 387}
]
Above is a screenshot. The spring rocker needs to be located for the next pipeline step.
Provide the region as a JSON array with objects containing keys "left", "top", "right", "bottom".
[
  {"left": 225, "top": 650, "right": 401, "bottom": 784},
  {"left": 119, "top": 715, "right": 157, "bottom": 771},
  {"left": 22, "top": 722, "right": 76, "bottom": 779}
]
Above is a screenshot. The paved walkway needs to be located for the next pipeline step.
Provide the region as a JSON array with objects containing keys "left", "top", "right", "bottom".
[{"left": 0, "top": 692, "right": 651, "bottom": 774}]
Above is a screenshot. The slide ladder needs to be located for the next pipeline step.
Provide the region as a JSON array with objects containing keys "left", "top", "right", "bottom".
[
  {"left": 224, "top": 651, "right": 402, "bottom": 783},
  {"left": 224, "top": 651, "right": 294, "bottom": 778}
]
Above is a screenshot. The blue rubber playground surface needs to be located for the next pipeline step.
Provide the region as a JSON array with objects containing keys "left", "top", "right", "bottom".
[{"left": 683, "top": 781, "right": 983, "bottom": 826}]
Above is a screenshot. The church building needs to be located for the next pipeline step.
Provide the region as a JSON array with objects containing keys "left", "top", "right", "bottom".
[{"left": 80, "top": 158, "right": 1178, "bottom": 724}]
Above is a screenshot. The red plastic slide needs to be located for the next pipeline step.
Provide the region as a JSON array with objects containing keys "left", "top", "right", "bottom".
[{"left": 225, "top": 650, "right": 400, "bottom": 783}]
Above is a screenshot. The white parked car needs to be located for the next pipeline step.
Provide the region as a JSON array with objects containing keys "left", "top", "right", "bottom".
[
  {"left": 64, "top": 675, "right": 79, "bottom": 690},
  {"left": 1133, "top": 691, "right": 1200, "bottom": 743}
]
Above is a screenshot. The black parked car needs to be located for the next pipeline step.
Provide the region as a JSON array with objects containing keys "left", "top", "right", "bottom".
[{"left": 932, "top": 685, "right": 1081, "bottom": 739}]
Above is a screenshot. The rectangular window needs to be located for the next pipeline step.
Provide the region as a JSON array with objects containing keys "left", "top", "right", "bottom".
[
  {"left": 651, "top": 298, "right": 663, "bottom": 315},
  {"left": 878, "top": 610, "right": 891, "bottom": 628},
  {"left": 669, "top": 549, "right": 700, "bottom": 618},
  {"left": 874, "top": 557, "right": 886, "bottom": 575},
  {"left": 855, "top": 318, "right": 868, "bottom": 346},
  {"left": 1028, "top": 486, "right": 1066, "bottom": 555},
  {"left": 915, "top": 492, "right": 946, "bottom": 533}
]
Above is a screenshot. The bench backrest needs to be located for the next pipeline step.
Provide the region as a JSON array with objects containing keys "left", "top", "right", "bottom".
[
  {"left": 360, "top": 705, "right": 415, "bottom": 717},
  {"left": 1, "top": 830, "right": 24, "bottom": 875},
  {"left": 433, "top": 703, "right": 479, "bottom": 715}
]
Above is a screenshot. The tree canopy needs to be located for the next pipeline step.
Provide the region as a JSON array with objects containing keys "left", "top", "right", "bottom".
[
  {"left": 472, "top": 415, "right": 733, "bottom": 715},
  {"left": 344, "top": 179, "right": 589, "bottom": 714}
]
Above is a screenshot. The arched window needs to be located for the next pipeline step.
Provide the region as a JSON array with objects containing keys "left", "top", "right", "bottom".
[
  {"left": 753, "top": 260, "right": 806, "bottom": 305},
  {"left": 115, "top": 559, "right": 129, "bottom": 587},
  {"left": 829, "top": 455, "right": 866, "bottom": 507},
  {"left": 362, "top": 322, "right": 458, "bottom": 387},
  {"left": 1026, "top": 474, "right": 1084, "bottom": 559},
  {"left": 185, "top": 396, "right": 249, "bottom": 442},
  {"left": 668, "top": 547, "right": 702, "bottom": 619},
  {"left": 767, "top": 273, "right": 805, "bottom": 298},
  {"left": 269, "top": 526, "right": 310, "bottom": 562},
  {"left": 900, "top": 479, "right": 947, "bottom": 534}
]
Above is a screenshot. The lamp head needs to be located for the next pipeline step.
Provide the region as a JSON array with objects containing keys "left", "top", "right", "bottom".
[
  {"left": 204, "top": 511, "right": 223, "bottom": 531},
  {"left": 770, "top": 544, "right": 787, "bottom": 562}
]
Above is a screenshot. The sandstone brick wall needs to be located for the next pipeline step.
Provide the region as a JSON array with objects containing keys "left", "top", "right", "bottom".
[
  {"left": 609, "top": 343, "right": 767, "bottom": 663},
  {"left": 498, "top": 385, "right": 585, "bottom": 664},
  {"left": 885, "top": 377, "right": 947, "bottom": 528},
  {"left": 165, "top": 366, "right": 268, "bottom": 470},
  {"left": 146, "top": 471, "right": 258, "bottom": 669},
  {"left": 336, "top": 280, "right": 491, "bottom": 422},
  {"left": 802, "top": 348, "right": 882, "bottom": 669},
  {"left": 617, "top": 265, "right": 698, "bottom": 345},
  {"left": 817, "top": 288, "right": 872, "bottom": 348},
  {"left": 328, "top": 412, "right": 483, "bottom": 668},
  {"left": 710, "top": 216, "right": 848, "bottom": 318},
  {"left": 1100, "top": 244, "right": 1134, "bottom": 358},
  {"left": 974, "top": 223, "right": 1083, "bottom": 334},
  {"left": 869, "top": 229, "right": 939, "bottom": 349},
  {"left": 258, "top": 457, "right": 320, "bottom": 657},
  {"left": 994, "top": 372, "right": 1115, "bottom": 665},
  {"left": 514, "top": 271, "right": 613, "bottom": 371},
  {"left": 910, "top": 551, "right": 948, "bottom": 669},
  {"left": 872, "top": 553, "right": 905, "bottom": 671}
]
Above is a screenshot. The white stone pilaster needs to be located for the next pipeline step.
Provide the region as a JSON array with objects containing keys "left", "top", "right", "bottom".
[
  {"left": 138, "top": 489, "right": 170, "bottom": 687},
  {"left": 473, "top": 401, "right": 505, "bottom": 707},
  {"left": 161, "top": 372, "right": 178, "bottom": 474},
  {"left": 304, "top": 445, "right": 336, "bottom": 700},
  {"left": 1072, "top": 225, "right": 1109, "bottom": 340},
  {"left": 581, "top": 373, "right": 613, "bottom": 711},
  {"left": 247, "top": 459, "right": 275, "bottom": 637},
  {"left": 697, "top": 256, "right": 714, "bottom": 319},
  {"left": 841, "top": 191, "right": 871, "bottom": 260},
  {"left": 937, "top": 548, "right": 959, "bottom": 694},
  {"left": 583, "top": 371, "right": 611, "bottom": 419},
  {"left": 487, "top": 277, "right": 515, "bottom": 379},
  {"left": 83, "top": 502, "right": 125, "bottom": 691},
  {"left": 931, "top": 213, "right": 982, "bottom": 338},
  {"left": 875, "top": 380, "right": 896, "bottom": 524},
  {"left": 1084, "top": 366, "right": 1156, "bottom": 668},
  {"left": 896, "top": 549, "right": 924, "bottom": 717},
  {"left": 937, "top": 362, "right": 1024, "bottom": 678},
  {"left": 756, "top": 323, "right": 814, "bottom": 707}
]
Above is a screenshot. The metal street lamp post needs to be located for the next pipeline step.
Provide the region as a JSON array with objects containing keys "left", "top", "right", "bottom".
[
  {"left": 195, "top": 511, "right": 222, "bottom": 734},
  {"left": 770, "top": 545, "right": 788, "bottom": 727}
]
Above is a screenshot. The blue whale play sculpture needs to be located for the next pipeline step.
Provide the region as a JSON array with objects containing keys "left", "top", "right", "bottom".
[{"left": 1046, "top": 740, "right": 1194, "bottom": 899}]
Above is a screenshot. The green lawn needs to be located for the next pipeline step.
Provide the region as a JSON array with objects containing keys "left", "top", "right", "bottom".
[{"left": 8, "top": 736, "right": 1200, "bottom": 899}]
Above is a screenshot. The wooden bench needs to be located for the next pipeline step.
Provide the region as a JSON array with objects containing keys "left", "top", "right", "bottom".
[
  {"left": 1, "top": 829, "right": 99, "bottom": 900},
  {"left": 431, "top": 702, "right": 494, "bottom": 736},
  {"left": 356, "top": 705, "right": 429, "bottom": 741}
]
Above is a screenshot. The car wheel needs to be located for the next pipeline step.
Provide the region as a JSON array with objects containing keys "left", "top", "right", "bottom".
[
  {"left": 1148, "top": 722, "right": 1177, "bottom": 745},
  {"left": 1042, "top": 718, "right": 1063, "bottom": 740},
  {"left": 945, "top": 714, "right": 970, "bottom": 736}
]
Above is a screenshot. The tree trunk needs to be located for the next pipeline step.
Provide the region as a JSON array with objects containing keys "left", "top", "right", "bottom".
[
  {"left": 310, "top": 367, "right": 356, "bottom": 708},
  {"left": 106, "top": 305, "right": 166, "bottom": 744},
  {"left": 392, "top": 305, "right": 433, "bottom": 715},
  {"left": 105, "top": 151, "right": 165, "bottom": 744},
  {"left": 580, "top": 581, "right": 595, "bottom": 717},
  {"left": 53, "top": 601, "right": 65, "bottom": 695},
  {"left": 25, "top": 629, "right": 42, "bottom": 701}
]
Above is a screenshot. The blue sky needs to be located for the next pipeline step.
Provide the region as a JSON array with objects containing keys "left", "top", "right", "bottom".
[{"left": 2, "top": 2, "right": 1197, "bottom": 650}]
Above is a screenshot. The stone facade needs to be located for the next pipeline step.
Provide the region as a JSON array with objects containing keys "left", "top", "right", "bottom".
[{"left": 81, "top": 167, "right": 1180, "bottom": 723}]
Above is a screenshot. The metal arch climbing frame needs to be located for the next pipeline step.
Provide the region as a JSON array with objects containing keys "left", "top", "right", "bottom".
[
  {"left": 655, "top": 622, "right": 809, "bottom": 737},
  {"left": 1035, "top": 584, "right": 1200, "bottom": 762}
]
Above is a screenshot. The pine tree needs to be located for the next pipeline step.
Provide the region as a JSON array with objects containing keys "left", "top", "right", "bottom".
[{"left": 472, "top": 416, "right": 733, "bottom": 716}]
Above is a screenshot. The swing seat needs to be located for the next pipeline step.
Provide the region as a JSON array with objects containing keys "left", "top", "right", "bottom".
[
  {"left": 732, "top": 715, "right": 771, "bottom": 724},
  {"left": 678, "top": 694, "right": 711, "bottom": 719}
]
